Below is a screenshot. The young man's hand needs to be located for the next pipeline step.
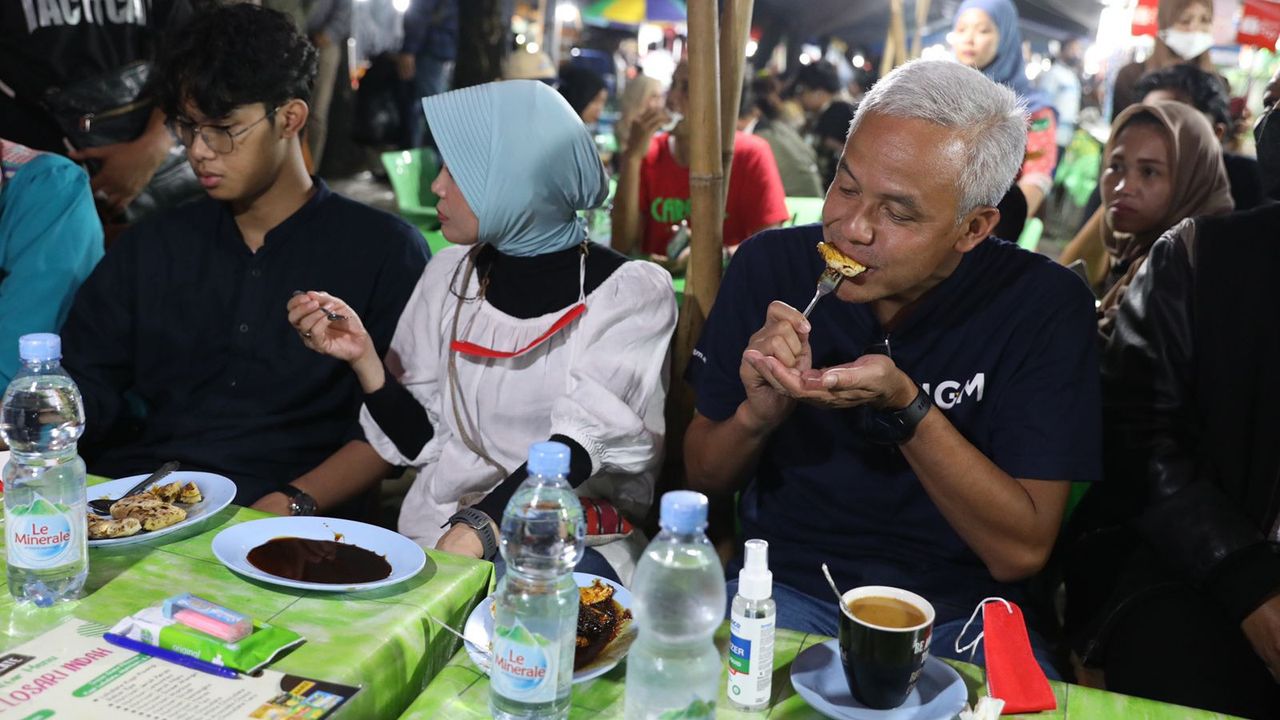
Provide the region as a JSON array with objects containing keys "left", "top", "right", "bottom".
[{"left": 396, "top": 53, "right": 416, "bottom": 82}]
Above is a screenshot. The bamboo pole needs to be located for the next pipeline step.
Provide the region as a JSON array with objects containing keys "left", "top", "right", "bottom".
[
  {"left": 881, "top": 0, "right": 908, "bottom": 76},
  {"left": 718, "top": 0, "right": 755, "bottom": 209},
  {"left": 911, "top": 0, "right": 932, "bottom": 59},
  {"left": 674, "top": 0, "right": 724, "bottom": 388}
]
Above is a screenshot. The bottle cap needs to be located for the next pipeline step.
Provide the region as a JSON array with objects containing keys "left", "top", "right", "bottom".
[
  {"left": 659, "top": 490, "right": 708, "bottom": 533},
  {"left": 527, "top": 441, "right": 571, "bottom": 477},
  {"left": 738, "top": 538, "right": 772, "bottom": 600},
  {"left": 18, "top": 334, "right": 61, "bottom": 362}
]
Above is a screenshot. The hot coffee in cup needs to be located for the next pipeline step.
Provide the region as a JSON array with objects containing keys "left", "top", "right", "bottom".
[{"left": 838, "top": 586, "right": 935, "bottom": 709}]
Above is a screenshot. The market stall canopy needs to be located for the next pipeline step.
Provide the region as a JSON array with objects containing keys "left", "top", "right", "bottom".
[{"left": 584, "top": 0, "right": 688, "bottom": 25}]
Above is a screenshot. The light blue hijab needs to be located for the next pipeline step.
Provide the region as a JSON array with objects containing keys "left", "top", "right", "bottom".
[
  {"left": 423, "top": 80, "right": 608, "bottom": 257},
  {"left": 955, "top": 0, "right": 1053, "bottom": 115}
]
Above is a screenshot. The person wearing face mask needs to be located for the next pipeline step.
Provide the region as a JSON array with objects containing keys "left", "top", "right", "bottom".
[
  {"left": 950, "top": 0, "right": 1058, "bottom": 219},
  {"left": 290, "top": 80, "right": 677, "bottom": 583},
  {"left": 1110, "top": 0, "right": 1220, "bottom": 121},
  {"left": 1062, "top": 88, "right": 1280, "bottom": 720}
]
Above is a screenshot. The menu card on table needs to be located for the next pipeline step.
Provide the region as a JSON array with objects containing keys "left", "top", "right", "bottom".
[{"left": 0, "top": 619, "right": 357, "bottom": 719}]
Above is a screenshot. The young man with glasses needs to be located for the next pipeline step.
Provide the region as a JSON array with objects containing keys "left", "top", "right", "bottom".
[
  {"left": 685, "top": 60, "right": 1101, "bottom": 674},
  {"left": 58, "top": 4, "right": 429, "bottom": 517}
]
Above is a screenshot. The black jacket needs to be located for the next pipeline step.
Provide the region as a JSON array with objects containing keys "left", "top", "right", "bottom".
[{"left": 1067, "top": 207, "right": 1280, "bottom": 662}]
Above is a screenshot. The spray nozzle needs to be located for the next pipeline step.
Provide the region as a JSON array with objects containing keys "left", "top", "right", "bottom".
[{"left": 738, "top": 539, "right": 773, "bottom": 601}]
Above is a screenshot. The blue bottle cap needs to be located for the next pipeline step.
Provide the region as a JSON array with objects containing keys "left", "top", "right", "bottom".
[
  {"left": 18, "top": 334, "right": 61, "bottom": 362},
  {"left": 660, "top": 490, "right": 708, "bottom": 533},
  {"left": 527, "top": 441, "right": 571, "bottom": 477}
]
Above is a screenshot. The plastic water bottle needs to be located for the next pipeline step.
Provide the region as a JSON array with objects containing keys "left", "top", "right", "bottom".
[
  {"left": 625, "top": 491, "right": 727, "bottom": 720},
  {"left": 1, "top": 334, "right": 88, "bottom": 606},
  {"left": 728, "top": 539, "right": 776, "bottom": 711},
  {"left": 490, "top": 441, "right": 585, "bottom": 720}
]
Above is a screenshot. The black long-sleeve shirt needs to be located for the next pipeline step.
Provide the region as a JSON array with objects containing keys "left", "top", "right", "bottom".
[{"left": 61, "top": 180, "right": 429, "bottom": 504}]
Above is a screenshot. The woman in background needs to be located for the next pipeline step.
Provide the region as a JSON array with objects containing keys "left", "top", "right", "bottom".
[{"left": 951, "top": 0, "right": 1058, "bottom": 218}]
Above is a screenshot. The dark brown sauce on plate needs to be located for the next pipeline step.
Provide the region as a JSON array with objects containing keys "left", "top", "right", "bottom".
[{"left": 246, "top": 536, "right": 392, "bottom": 584}]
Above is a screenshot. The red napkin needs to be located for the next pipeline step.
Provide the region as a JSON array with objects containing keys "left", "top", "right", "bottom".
[{"left": 982, "top": 600, "right": 1056, "bottom": 714}]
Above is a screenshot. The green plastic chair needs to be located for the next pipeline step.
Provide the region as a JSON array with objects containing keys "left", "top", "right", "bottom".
[
  {"left": 1018, "top": 217, "right": 1043, "bottom": 252},
  {"left": 784, "top": 196, "right": 824, "bottom": 227},
  {"left": 421, "top": 229, "right": 452, "bottom": 256},
  {"left": 381, "top": 149, "right": 441, "bottom": 236}
]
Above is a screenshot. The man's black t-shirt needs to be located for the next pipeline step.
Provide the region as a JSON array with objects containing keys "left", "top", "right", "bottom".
[
  {"left": 688, "top": 225, "right": 1102, "bottom": 625},
  {"left": 0, "top": 0, "right": 191, "bottom": 151}
]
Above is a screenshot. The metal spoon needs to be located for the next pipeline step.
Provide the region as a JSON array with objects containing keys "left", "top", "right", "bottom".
[
  {"left": 821, "top": 563, "right": 845, "bottom": 604},
  {"left": 88, "top": 461, "right": 180, "bottom": 516},
  {"left": 425, "top": 611, "right": 491, "bottom": 663}
]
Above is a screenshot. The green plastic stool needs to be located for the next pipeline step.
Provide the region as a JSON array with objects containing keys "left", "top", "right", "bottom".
[
  {"left": 1018, "top": 217, "right": 1043, "bottom": 253},
  {"left": 784, "top": 196, "right": 824, "bottom": 227},
  {"left": 381, "top": 149, "right": 441, "bottom": 235}
]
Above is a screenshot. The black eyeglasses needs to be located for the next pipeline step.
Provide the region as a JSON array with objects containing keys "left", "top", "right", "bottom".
[{"left": 171, "top": 107, "right": 278, "bottom": 155}]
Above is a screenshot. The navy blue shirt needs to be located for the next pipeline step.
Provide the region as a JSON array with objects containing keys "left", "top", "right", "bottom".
[
  {"left": 689, "top": 224, "right": 1102, "bottom": 625},
  {"left": 61, "top": 180, "right": 429, "bottom": 505}
]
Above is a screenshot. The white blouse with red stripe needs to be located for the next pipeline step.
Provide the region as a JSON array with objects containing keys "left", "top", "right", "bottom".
[{"left": 361, "top": 244, "right": 677, "bottom": 548}]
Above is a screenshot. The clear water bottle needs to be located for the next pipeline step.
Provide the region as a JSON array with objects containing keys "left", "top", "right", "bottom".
[
  {"left": 625, "top": 491, "right": 727, "bottom": 720},
  {"left": 1, "top": 334, "right": 88, "bottom": 606},
  {"left": 490, "top": 442, "right": 585, "bottom": 720}
]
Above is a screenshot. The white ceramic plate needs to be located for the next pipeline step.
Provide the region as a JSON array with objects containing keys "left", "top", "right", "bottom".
[
  {"left": 464, "top": 572, "right": 637, "bottom": 684},
  {"left": 211, "top": 516, "right": 426, "bottom": 592},
  {"left": 87, "top": 471, "right": 236, "bottom": 547}
]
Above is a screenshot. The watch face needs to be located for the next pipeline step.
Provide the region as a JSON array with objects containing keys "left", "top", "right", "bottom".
[{"left": 290, "top": 494, "right": 318, "bottom": 516}]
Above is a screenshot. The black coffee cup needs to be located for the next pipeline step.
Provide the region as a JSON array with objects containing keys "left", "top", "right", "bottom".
[{"left": 838, "top": 585, "right": 935, "bottom": 709}]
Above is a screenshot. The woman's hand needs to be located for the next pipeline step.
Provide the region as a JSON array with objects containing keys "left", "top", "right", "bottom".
[
  {"left": 288, "top": 291, "right": 388, "bottom": 393},
  {"left": 623, "top": 107, "right": 667, "bottom": 161},
  {"left": 435, "top": 520, "right": 497, "bottom": 560},
  {"left": 288, "top": 291, "right": 374, "bottom": 363}
]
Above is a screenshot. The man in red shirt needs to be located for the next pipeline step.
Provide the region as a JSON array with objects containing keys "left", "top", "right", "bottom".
[{"left": 612, "top": 61, "right": 790, "bottom": 269}]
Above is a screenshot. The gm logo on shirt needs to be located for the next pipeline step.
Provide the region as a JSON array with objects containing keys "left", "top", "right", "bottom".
[{"left": 921, "top": 373, "right": 985, "bottom": 410}]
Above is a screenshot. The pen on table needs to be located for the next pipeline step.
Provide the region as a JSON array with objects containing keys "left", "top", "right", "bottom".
[{"left": 103, "top": 632, "right": 239, "bottom": 679}]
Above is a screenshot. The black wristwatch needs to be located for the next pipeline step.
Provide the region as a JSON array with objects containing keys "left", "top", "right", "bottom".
[
  {"left": 278, "top": 484, "right": 318, "bottom": 516},
  {"left": 445, "top": 507, "right": 499, "bottom": 561},
  {"left": 864, "top": 385, "right": 933, "bottom": 445}
]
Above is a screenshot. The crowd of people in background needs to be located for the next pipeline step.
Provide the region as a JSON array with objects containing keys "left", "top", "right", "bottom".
[{"left": 5, "top": 0, "right": 1280, "bottom": 717}]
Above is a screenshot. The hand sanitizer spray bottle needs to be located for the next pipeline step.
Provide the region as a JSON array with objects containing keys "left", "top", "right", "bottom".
[{"left": 727, "top": 539, "right": 776, "bottom": 711}]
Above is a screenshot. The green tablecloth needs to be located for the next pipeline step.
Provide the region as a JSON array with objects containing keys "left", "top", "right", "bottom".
[
  {"left": 1, "top": 499, "right": 495, "bottom": 720},
  {"left": 398, "top": 624, "right": 1242, "bottom": 720}
]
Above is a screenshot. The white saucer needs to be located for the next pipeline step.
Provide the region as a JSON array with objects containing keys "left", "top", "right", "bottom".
[{"left": 790, "top": 639, "right": 968, "bottom": 719}]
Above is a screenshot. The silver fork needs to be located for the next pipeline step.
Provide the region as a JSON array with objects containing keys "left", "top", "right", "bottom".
[{"left": 801, "top": 268, "right": 844, "bottom": 318}]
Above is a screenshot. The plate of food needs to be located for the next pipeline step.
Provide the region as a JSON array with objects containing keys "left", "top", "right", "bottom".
[
  {"left": 87, "top": 471, "right": 236, "bottom": 547},
  {"left": 464, "top": 572, "right": 636, "bottom": 684},
  {"left": 211, "top": 516, "right": 426, "bottom": 592}
]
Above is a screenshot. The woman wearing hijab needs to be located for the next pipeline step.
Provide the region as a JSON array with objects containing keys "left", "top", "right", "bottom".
[
  {"left": 1095, "top": 101, "right": 1232, "bottom": 339},
  {"left": 950, "top": 0, "right": 1058, "bottom": 218},
  {"left": 1110, "top": 0, "right": 1218, "bottom": 122},
  {"left": 288, "top": 80, "right": 676, "bottom": 582},
  {"left": 558, "top": 65, "right": 608, "bottom": 126}
]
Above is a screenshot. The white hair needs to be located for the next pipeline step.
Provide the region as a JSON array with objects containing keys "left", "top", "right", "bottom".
[{"left": 848, "top": 59, "right": 1028, "bottom": 220}]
